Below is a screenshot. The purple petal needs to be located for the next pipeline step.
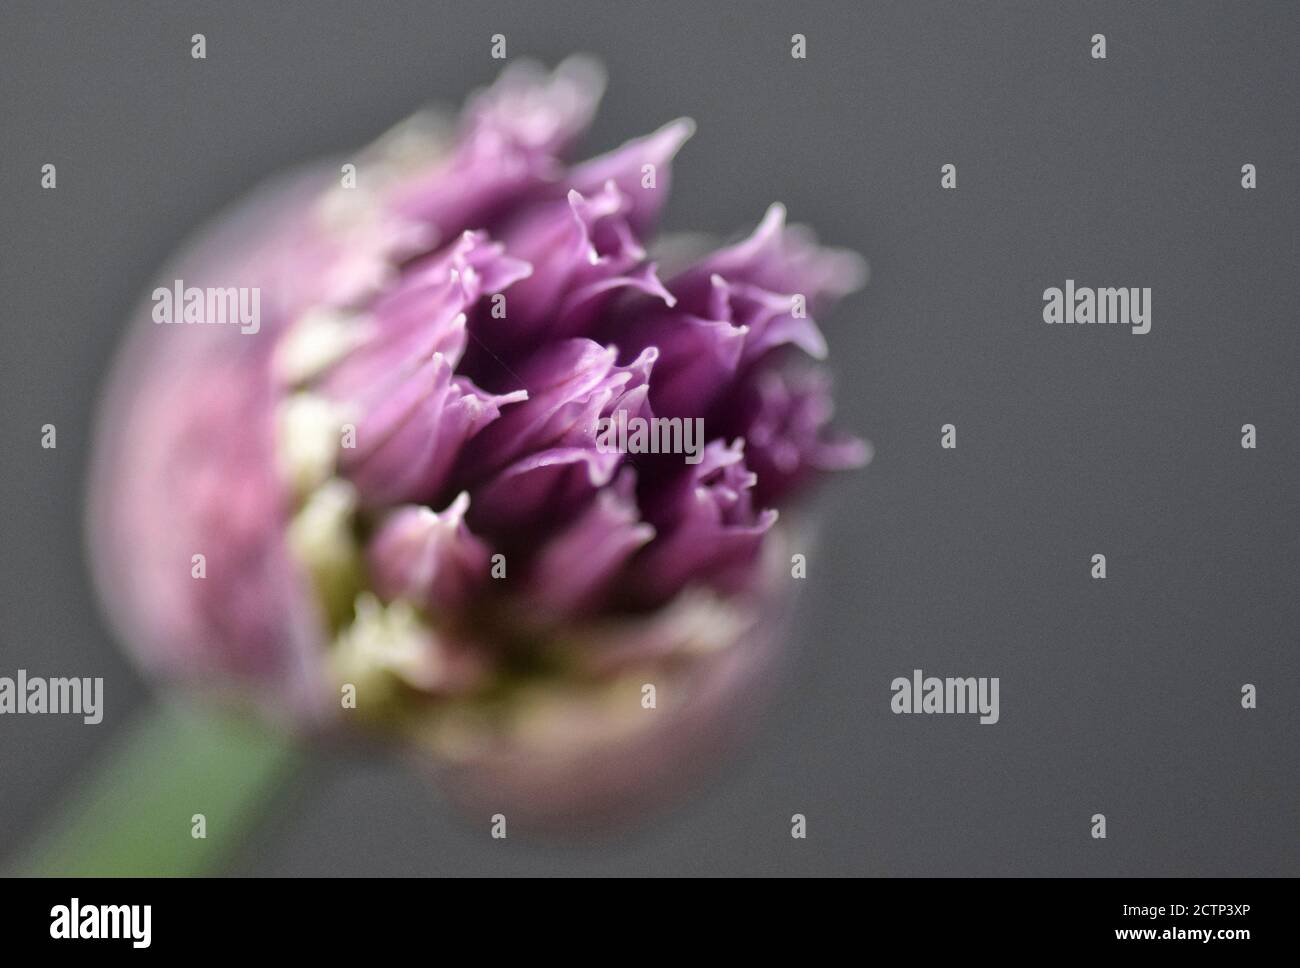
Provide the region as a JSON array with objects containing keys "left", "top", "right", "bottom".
[
  {"left": 602, "top": 205, "right": 864, "bottom": 421},
  {"left": 523, "top": 468, "right": 655, "bottom": 616},
  {"left": 304, "top": 230, "right": 531, "bottom": 398},
  {"left": 677, "top": 202, "right": 866, "bottom": 310},
  {"left": 478, "top": 181, "right": 668, "bottom": 349},
  {"left": 604, "top": 305, "right": 746, "bottom": 419},
  {"left": 632, "top": 439, "right": 778, "bottom": 604},
  {"left": 391, "top": 57, "right": 606, "bottom": 236},
  {"left": 368, "top": 492, "right": 491, "bottom": 610},
  {"left": 568, "top": 118, "right": 695, "bottom": 235},
  {"left": 454, "top": 339, "right": 656, "bottom": 485},
  {"left": 469, "top": 446, "right": 622, "bottom": 537},
  {"left": 367, "top": 230, "right": 531, "bottom": 362},
  {"left": 724, "top": 367, "right": 872, "bottom": 505},
  {"left": 340, "top": 351, "right": 526, "bottom": 507}
]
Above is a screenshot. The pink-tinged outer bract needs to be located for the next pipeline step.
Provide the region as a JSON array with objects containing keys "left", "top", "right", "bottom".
[{"left": 87, "top": 57, "right": 869, "bottom": 827}]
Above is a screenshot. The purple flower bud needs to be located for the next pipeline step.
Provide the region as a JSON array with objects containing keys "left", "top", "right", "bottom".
[{"left": 88, "top": 58, "right": 870, "bottom": 826}]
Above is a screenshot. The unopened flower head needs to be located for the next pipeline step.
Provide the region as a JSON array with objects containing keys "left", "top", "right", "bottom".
[{"left": 89, "top": 57, "right": 869, "bottom": 822}]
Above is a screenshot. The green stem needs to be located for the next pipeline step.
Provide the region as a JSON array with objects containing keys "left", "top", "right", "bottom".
[{"left": 12, "top": 701, "right": 300, "bottom": 877}]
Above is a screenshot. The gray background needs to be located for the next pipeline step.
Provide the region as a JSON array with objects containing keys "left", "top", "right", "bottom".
[{"left": 2, "top": 0, "right": 1297, "bottom": 876}]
